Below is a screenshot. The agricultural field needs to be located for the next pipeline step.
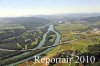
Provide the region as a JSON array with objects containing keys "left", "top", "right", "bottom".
[
  {"left": 0, "top": 24, "right": 25, "bottom": 30},
  {"left": 0, "top": 0, "right": 100, "bottom": 65},
  {"left": 47, "top": 23, "right": 100, "bottom": 66},
  {"left": 18, "top": 23, "right": 100, "bottom": 66}
]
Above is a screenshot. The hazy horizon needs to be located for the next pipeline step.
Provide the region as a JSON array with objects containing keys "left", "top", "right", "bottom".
[{"left": 0, "top": 0, "right": 100, "bottom": 17}]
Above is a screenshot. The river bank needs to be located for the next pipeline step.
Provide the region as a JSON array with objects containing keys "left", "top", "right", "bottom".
[{"left": 0, "top": 24, "right": 61, "bottom": 66}]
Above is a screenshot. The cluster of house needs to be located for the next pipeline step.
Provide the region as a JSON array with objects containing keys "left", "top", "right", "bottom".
[
  {"left": 58, "top": 20, "right": 70, "bottom": 24},
  {"left": 71, "top": 28, "right": 100, "bottom": 35},
  {"left": 91, "top": 28, "right": 100, "bottom": 33}
]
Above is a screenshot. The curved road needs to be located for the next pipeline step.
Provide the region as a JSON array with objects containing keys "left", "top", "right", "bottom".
[{"left": 6, "top": 24, "right": 61, "bottom": 66}]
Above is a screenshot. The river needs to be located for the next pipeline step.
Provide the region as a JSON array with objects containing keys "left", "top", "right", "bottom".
[{"left": 7, "top": 24, "right": 61, "bottom": 66}]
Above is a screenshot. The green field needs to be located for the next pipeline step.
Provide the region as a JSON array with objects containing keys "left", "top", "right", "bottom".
[
  {"left": 47, "top": 23, "right": 100, "bottom": 66},
  {"left": 0, "top": 24, "right": 25, "bottom": 30}
]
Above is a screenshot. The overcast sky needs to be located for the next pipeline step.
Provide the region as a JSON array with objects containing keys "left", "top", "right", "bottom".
[{"left": 0, "top": 0, "right": 100, "bottom": 17}]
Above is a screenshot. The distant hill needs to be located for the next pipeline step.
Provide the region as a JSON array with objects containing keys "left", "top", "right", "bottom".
[
  {"left": 80, "top": 16, "right": 100, "bottom": 23},
  {"left": 0, "top": 13, "right": 100, "bottom": 25},
  {"left": 0, "top": 17, "right": 50, "bottom": 28},
  {"left": 34, "top": 13, "right": 100, "bottom": 23},
  {"left": 35, "top": 13, "right": 100, "bottom": 19}
]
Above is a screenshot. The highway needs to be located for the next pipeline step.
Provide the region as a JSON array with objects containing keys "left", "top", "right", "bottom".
[{"left": 7, "top": 24, "right": 61, "bottom": 66}]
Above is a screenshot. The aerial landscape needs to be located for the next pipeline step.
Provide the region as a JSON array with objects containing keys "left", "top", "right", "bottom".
[{"left": 0, "top": 0, "right": 100, "bottom": 66}]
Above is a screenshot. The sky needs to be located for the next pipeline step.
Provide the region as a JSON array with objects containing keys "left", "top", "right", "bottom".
[{"left": 0, "top": 0, "right": 100, "bottom": 17}]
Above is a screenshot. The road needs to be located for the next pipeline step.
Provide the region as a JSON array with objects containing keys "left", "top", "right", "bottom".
[{"left": 7, "top": 24, "right": 61, "bottom": 66}]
